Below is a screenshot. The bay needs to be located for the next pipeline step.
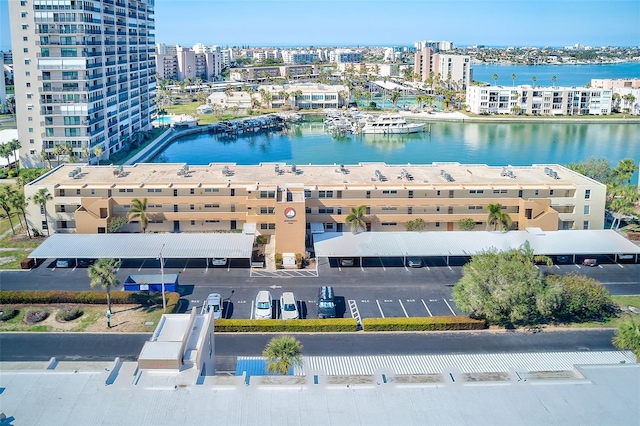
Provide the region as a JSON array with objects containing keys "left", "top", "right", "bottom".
[
  {"left": 150, "top": 120, "right": 640, "bottom": 182},
  {"left": 471, "top": 63, "right": 640, "bottom": 87}
]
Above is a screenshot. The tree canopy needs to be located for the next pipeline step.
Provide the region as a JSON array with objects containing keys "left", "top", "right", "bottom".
[{"left": 452, "top": 244, "right": 615, "bottom": 326}]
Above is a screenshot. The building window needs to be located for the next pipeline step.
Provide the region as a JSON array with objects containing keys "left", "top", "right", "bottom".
[
  {"left": 381, "top": 222, "right": 397, "bottom": 226},
  {"left": 190, "top": 188, "right": 195, "bottom": 195},
  {"left": 535, "top": 190, "right": 539, "bottom": 196},
  {"left": 118, "top": 188, "right": 133, "bottom": 193},
  {"left": 435, "top": 222, "right": 440, "bottom": 228},
  {"left": 436, "top": 190, "right": 441, "bottom": 196},
  {"left": 190, "top": 220, "right": 195, "bottom": 225},
  {"left": 382, "top": 190, "right": 397, "bottom": 195},
  {"left": 549, "top": 190, "right": 554, "bottom": 196},
  {"left": 584, "top": 205, "right": 590, "bottom": 215},
  {"left": 28, "top": 128, "right": 33, "bottom": 133},
  {"left": 23, "top": 36, "right": 28, "bottom": 41},
  {"left": 304, "top": 189, "right": 311, "bottom": 198},
  {"left": 259, "top": 207, "right": 275, "bottom": 214},
  {"left": 190, "top": 204, "right": 194, "bottom": 210},
  {"left": 147, "top": 188, "right": 162, "bottom": 193},
  {"left": 470, "top": 190, "right": 484, "bottom": 194},
  {"left": 259, "top": 190, "right": 276, "bottom": 199},
  {"left": 585, "top": 189, "right": 591, "bottom": 199},
  {"left": 23, "top": 47, "right": 28, "bottom": 52},
  {"left": 76, "top": 189, "right": 81, "bottom": 195},
  {"left": 204, "top": 204, "right": 219, "bottom": 208},
  {"left": 204, "top": 188, "right": 219, "bottom": 193},
  {"left": 318, "top": 207, "right": 334, "bottom": 214},
  {"left": 22, "top": 24, "right": 28, "bottom": 30},
  {"left": 90, "top": 189, "right": 95, "bottom": 195},
  {"left": 583, "top": 220, "right": 589, "bottom": 230},
  {"left": 260, "top": 223, "right": 276, "bottom": 230},
  {"left": 41, "top": 220, "right": 48, "bottom": 229}
]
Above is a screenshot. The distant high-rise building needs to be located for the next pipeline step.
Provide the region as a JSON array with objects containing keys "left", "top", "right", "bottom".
[
  {"left": 414, "top": 40, "right": 454, "bottom": 52},
  {"left": 154, "top": 43, "right": 222, "bottom": 82},
  {"left": 414, "top": 48, "right": 470, "bottom": 89},
  {"left": 9, "top": 0, "right": 157, "bottom": 167}
]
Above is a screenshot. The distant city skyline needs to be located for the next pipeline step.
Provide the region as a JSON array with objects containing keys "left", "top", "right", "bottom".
[{"left": 1, "top": 0, "right": 639, "bottom": 51}]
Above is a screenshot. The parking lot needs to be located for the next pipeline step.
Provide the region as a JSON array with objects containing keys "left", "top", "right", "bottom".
[{"left": 3, "top": 254, "right": 639, "bottom": 323}]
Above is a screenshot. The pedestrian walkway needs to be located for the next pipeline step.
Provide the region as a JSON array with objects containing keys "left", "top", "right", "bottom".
[{"left": 250, "top": 235, "right": 319, "bottom": 277}]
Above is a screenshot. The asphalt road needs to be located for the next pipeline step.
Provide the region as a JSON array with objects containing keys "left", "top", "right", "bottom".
[{"left": 0, "top": 329, "right": 618, "bottom": 362}]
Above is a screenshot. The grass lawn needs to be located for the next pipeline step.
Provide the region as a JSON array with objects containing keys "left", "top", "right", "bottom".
[
  {"left": 567, "top": 295, "right": 640, "bottom": 329},
  {"left": 0, "top": 249, "right": 31, "bottom": 270},
  {"left": 0, "top": 303, "right": 166, "bottom": 332}
]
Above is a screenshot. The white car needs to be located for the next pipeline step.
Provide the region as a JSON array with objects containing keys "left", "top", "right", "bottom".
[
  {"left": 255, "top": 290, "right": 273, "bottom": 319},
  {"left": 280, "top": 292, "right": 299, "bottom": 320},
  {"left": 211, "top": 258, "right": 227, "bottom": 266},
  {"left": 202, "top": 293, "right": 223, "bottom": 319}
]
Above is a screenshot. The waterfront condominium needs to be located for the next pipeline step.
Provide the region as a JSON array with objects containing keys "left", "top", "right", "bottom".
[
  {"left": 466, "top": 85, "right": 612, "bottom": 115},
  {"left": 8, "top": 0, "right": 157, "bottom": 168},
  {"left": 413, "top": 47, "right": 471, "bottom": 90},
  {"left": 24, "top": 162, "right": 605, "bottom": 254}
]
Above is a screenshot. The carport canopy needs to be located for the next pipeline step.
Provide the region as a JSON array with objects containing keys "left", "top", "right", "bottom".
[
  {"left": 27, "top": 233, "right": 255, "bottom": 260},
  {"left": 313, "top": 228, "right": 640, "bottom": 258}
]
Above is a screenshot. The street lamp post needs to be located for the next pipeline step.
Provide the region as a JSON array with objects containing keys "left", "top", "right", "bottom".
[{"left": 159, "top": 243, "right": 166, "bottom": 312}]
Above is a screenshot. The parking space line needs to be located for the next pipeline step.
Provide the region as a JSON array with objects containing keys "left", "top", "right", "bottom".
[
  {"left": 404, "top": 264, "right": 409, "bottom": 272},
  {"left": 555, "top": 265, "right": 560, "bottom": 269},
  {"left": 348, "top": 300, "right": 362, "bottom": 328},
  {"left": 443, "top": 299, "right": 457, "bottom": 316},
  {"left": 447, "top": 265, "right": 452, "bottom": 271},
  {"left": 598, "top": 265, "right": 603, "bottom": 269},
  {"left": 398, "top": 300, "right": 409, "bottom": 317},
  {"left": 376, "top": 300, "right": 385, "bottom": 318},
  {"left": 575, "top": 264, "right": 582, "bottom": 269},
  {"left": 380, "top": 258, "right": 386, "bottom": 271},
  {"left": 421, "top": 299, "right": 432, "bottom": 317},
  {"left": 617, "top": 263, "right": 624, "bottom": 268},
  {"left": 183, "top": 259, "right": 189, "bottom": 272},
  {"left": 138, "top": 259, "right": 146, "bottom": 272},
  {"left": 250, "top": 300, "right": 254, "bottom": 320},
  {"left": 425, "top": 265, "right": 430, "bottom": 271}
]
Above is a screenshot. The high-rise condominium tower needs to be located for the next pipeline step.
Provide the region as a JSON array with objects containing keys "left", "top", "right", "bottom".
[{"left": 8, "top": 0, "right": 156, "bottom": 167}]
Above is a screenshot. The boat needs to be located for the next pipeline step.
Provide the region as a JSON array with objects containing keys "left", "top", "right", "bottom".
[{"left": 360, "top": 114, "right": 425, "bottom": 134}]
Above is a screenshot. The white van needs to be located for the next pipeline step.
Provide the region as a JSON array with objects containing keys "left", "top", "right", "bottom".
[{"left": 202, "top": 293, "right": 223, "bottom": 319}]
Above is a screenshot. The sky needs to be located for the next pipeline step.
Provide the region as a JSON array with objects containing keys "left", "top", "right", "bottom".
[{"left": 1, "top": 0, "right": 639, "bottom": 51}]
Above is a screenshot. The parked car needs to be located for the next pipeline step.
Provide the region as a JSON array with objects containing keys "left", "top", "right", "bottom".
[
  {"left": 77, "top": 258, "right": 96, "bottom": 267},
  {"left": 556, "top": 255, "right": 570, "bottom": 264},
  {"left": 211, "top": 258, "right": 227, "bottom": 266},
  {"left": 340, "top": 258, "right": 354, "bottom": 267},
  {"left": 55, "top": 259, "right": 75, "bottom": 268},
  {"left": 406, "top": 257, "right": 423, "bottom": 268},
  {"left": 318, "top": 286, "right": 336, "bottom": 319},
  {"left": 582, "top": 258, "right": 598, "bottom": 267},
  {"left": 254, "top": 290, "right": 273, "bottom": 319},
  {"left": 280, "top": 292, "right": 299, "bottom": 320},
  {"left": 202, "top": 293, "right": 223, "bottom": 319}
]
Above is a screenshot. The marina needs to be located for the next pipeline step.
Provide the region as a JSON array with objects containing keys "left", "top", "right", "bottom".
[{"left": 324, "top": 110, "right": 426, "bottom": 136}]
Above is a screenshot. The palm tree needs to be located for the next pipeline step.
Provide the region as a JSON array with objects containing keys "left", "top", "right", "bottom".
[
  {"left": 262, "top": 335, "right": 303, "bottom": 375},
  {"left": 345, "top": 205, "right": 367, "bottom": 233},
  {"left": 278, "top": 90, "right": 290, "bottom": 108},
  {"left": 88, "top": 258, "right": 122, "bottom": 314},
  {"left": 127, "top": 198, "right": 149, "bottom": 233},
  {"left": 486, "top": 203, "right": 512, "bottom": 231},
  {"left": 551, "top": 75, "right": 557, "bottom": 87},
  {"left": 8, "top": 139, "right": 21, "bottom": 171},
  {"left": 10, "top": 191, "right": 31, "bottom": 238},
  {"left": 390, "top": 89, "right": 401, "bottom": 109},
  {"left": 531, "top": 76, "right": 537, "bottom": 87},
  {"left": 32, "top": 188, "right": 52, "bottom": 236},
  {"left": 0, "top": 185, "right": 16, "bottom": 235},
  {"left": 52, "top": 143, "right": 63, "bottom": 166},
  {"left": 0, "top": 143, "right": 12, "bottom": 169},
  {"left": 511, "top": 73, "right": 516, "bottom": 87},
  {"left": 613, "top": 318, "right": 640, "bottom": 360},
  {"left": 39, "top": 148, "right": 52, "bottom": 168},
  {"left": 93, "top": 145, "right": 103, "bottom": 165},
  {"left": 615, "top": 158, "right": 638, "bottom": 184}
]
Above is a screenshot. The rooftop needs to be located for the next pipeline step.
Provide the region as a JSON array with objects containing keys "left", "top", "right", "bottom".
[
  {"left": 0, "top": 354, "right": 637, "bottom": 426},
  {"left": 30, "top": 162, "right": 602, "bottom": 190}
]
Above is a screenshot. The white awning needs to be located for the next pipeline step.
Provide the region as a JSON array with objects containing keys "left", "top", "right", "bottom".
[{"left": 242, "top": 223, "right": 256, "bottom": 235}]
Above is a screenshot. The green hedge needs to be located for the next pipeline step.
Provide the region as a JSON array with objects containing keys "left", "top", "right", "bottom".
[
  {"left": 0, "top": 290, "right": 181, "bottom": 313},
  {"left": 214, "top": 318, "right": 358, "bottom": 332},
  {"left": 361, "top": 316, "right": 486, "bottom": 331}
]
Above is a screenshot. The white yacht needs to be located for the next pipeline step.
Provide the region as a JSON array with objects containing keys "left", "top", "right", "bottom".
[{"left": 360, "top": 114, "right": 425, "bottom": 134}]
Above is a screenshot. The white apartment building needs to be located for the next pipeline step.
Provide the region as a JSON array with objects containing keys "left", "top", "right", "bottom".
[
  {"left": 208, "top": 83, "right": 346, "bottom": 110},
  {"left": 414, "top": 48, "right": 471, "bottom": 89},
  {"left": 333, "top": 49, "right": 363, "bottom": 63},
  {"left": 591, "top": 79, "right": 640, "bottom": 114},
  {"left": 466, "top": 85, "right": 613, "bottom": 116},
  {"left": 9, "top": 0, "right": 157, "bottom": 167},
  {"left": 414, "top": 40, "right": 454, "bottom": 52},
  {"left": 154, "top": 46, "right": 222, "bottom": 82},
  {"left": 336, "top": 62, "right": 399, "bottom": 77},
  {"left": 230, "top": 64, "right": 318, "bottom": 82},
  {"left": 155, "top": 42, "right": 177, "bottom": 55}
]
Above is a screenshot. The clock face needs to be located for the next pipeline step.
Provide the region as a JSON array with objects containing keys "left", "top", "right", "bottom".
[{"left": 284, "top": 207, "right": 296, "bottom": 219}]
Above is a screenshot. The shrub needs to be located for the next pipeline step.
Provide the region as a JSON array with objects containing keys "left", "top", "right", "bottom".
[
  {"left": 0, "top": 290, "right": 180, "bottom": 308},
  {"left": 0, "top": 169, "right": 7, "bottom": 179},
  {"left": 56, "top": 307, "right": 84, "bottom": 322},
  {"left": 24, "top": 309, "right": 49, "bottom": 324},
  {"left": 0, "top": 308, "right": 19, "bottom": 322},
  {"left": 295, "top": 253, "right": 303, "bottom": 269},
  {"left": 7, "top": 169, "right": 18, "bottom": 178},
  {"left": 256, "top": 235, "right": 267, "bottom": 245},
  {"left": 361, "top": 316, "right": 486, "bottom": 331},
  {"left": 274, "top": 253, "right": 283, "bottom": 269},
  {"left": 215, "top": 318, "right": 358, "bottom": 332}
]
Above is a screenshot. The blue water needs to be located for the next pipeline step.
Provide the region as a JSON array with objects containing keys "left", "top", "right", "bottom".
[
  {"left": 471, "top": 63, "right": 640, "bottom": 87},
  {"left": 150, "top": 120, "right": 640, "bottom": 182}
]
